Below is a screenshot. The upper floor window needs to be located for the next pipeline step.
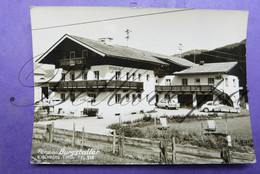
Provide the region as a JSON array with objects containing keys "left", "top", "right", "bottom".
[
  {"left": 208, "top": 78, "right": 214, "bottom": 85},
  {"left": 82, "top": 50, "right": 88, "bottom": 58},
  {"left": 70, "top": 72, "right": 75, "bottom": 81},
  {"left": 225, "top": 78, "right": 229, "bottom": 87},
  {"left": 195, "top": 78, "right": 200, "bottom": 85},
  {"left": 146, "top": 74, "right": 150, "bottom": 81},
  {"left": 83, "top": 72, "right": 88, "bottom": 80},
  {"left": 138, "top": 74, "right": 142, "bottom": 81},
  {"left": 61, "top": 73, "right": 66, "bottom": 81},
  {"left": 70, "top": 51, "right": 75, "bottom": 59},
  {"left": 94, "top": 71, "right": 99, "bottom": 80},
  {"left": 182, "top": 79, "right": 188, "bottom": 86},
  {"left": 132, "top": 73, "right": 136, "bottom": 81},
  {"left": 233, "top": 79, "right": 236, "bottom": 87},
  {"left": 115, "top": 71, "right": 121, "bottom": 80},
  {"left": 166, "top": 79, "right": 171, "bottom": 86},
  {"left": 126, "top": 72, "right": 130, "bottom": 80},
  {"left": 115, "top": 94, "right": 121, "bottom": 104}
]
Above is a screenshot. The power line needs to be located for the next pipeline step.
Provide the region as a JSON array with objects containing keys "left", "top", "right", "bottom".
[
  {"left": 210, "top": 50, "right": 246, "bottom": 58},
  {"left": 32, "top": 9, "right": 193, "bottom": 31},
  {"left": 200, "top": 52, "right": 246, "bottom": 63}
]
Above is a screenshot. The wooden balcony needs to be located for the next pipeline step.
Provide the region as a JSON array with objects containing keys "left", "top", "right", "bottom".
[
  {"left": 59, "top": 58, "right": 89, "bottom": 69},
  {"left": 155, "top": 85, "right": 213, "bottom": 92},
  {"left": 49, "top": 80, "right": 143, "bottom": 91}
]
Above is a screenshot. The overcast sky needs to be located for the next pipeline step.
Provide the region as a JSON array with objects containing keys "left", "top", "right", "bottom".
[{"left": 30, "top": 6, "right": 248, "bottom": 58}]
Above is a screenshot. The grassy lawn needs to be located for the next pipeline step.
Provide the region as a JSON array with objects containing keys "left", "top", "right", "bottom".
[
  {"left": 31, "top": 140, "right": 150, "bottom": 164},
  {"left": 108, "top": 113, "right": 255, "bottom": 153}
]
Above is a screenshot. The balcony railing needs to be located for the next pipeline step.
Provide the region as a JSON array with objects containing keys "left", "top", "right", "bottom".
[
  {"left": 155, "top": 85, "right": 213, "bottom": 92},
  {"left": 49, "top": 80, "right": 143, "bottom": 91},
  {"left": 59, "top": 57, "right": 86, "bottom": 67}
]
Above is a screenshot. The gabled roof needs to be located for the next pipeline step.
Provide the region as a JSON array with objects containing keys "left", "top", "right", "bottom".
[
  {"left": 36, "top": 34, "right": 195, "bottom": 67},
  {"left": 173, "top": 62, "right": 238, "bottom": 75}
]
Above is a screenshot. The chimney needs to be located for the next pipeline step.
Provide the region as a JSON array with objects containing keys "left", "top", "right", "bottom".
[
  {"left": 199, "top": 61, "right": 204, "bottom": 65},
  {"left": 98, "top": 37, "right": 113, "bottom": 46}
]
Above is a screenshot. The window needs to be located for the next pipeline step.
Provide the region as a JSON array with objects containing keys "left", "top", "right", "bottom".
[
  {"left": 61, "top": 73, "right": 66, "bottom": 81},
  {"left": 126, "top": 72, "right": 130, "bottom": 80},
  {"left": 132, "top": 94, "right": 136, "bottom": 102},
  {"left": 126, "top": 94, "right": 130, "bottom": 102},
  {"left": 233, "top": 79, "right": 236, "bottom": 87},
  {"left": 115, "top": 94, "right": 121, "bottom": 104},
  {"left": 138, "top": 93, "right": 142, "bottom": 102},
  {"left": 94, "top": 71, "right": 99, "bottom": 80},
  {"left": 138, "top": 74, "right": 142, "bottom": 81},
  {"left": 182, "top": 79, "right": 188, "bottom": 86},
  {"left": 70, "top": 93, "right": 75, "bottom": 102},
  {"left": 61, "top": 93, "right": 65, "bottom": 102},
  {"left": 195, "top": 78, "right": 200, "bottom": 84},
  {"left": 208, "top": 78, "right": 214, "bottom": 85},
  {"left": 82, "top": 50, "right": 88, "bottom": 58},
  {"left": 70, "top": 72, "right": 75, "bottom": 81},
  {"left": 165, "top": 94, "right": 170, "bottom": 101},
  {"left": 166, "top": 79, "right": 171, "bottom": 86},
  {"left": 70, "top": 51, "right": 75, "bottom": 58},
  {"left": 146, "top": 94, "right": 149, "bottom": 101},
  {"left": 88, "top": 93, "right": 96, "bottom": 103},
  {"left": 115, "top": 71, "right": 121, "bottom": 80},
  {"left": 225, "top": 78, "right": 229, "bottom": 87},
  {"left": 83, "top": 72, "right": 88, "bottom": 80},
  {"left": 132, "top": 73, "right": 136, "bottom": 81},
  {"left": 146, "top": 74, "right": 150, "bottom": 81}
]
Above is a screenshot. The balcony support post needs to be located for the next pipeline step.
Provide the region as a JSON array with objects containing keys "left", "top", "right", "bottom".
[{"left": 192, "top": 93, "right": 197, "bottom": 108}]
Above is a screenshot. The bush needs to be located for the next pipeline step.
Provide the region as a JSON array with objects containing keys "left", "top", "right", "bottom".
[{"left": 142, "top": 114, "right": 152, "bottom": 122}]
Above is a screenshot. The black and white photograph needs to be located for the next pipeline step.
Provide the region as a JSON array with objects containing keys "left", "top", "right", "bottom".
[{"left": 30, "top": 6, "right": 255, "bottom": 164}]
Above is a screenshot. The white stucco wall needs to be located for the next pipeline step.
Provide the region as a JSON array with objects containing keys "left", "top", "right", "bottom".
[
  {"left": 157, "top": 74, "right": 240, "bottom": 108},
  {"left": 48, "top": 65, "right": 156, "bottom": 117}
]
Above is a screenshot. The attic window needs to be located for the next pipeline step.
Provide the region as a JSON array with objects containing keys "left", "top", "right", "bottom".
[
  {"left": 82, "top": 50, "right": 88, "bottom": 58},
  {"left": 70, "top": 51, "right": 75, "bottom": 58}
]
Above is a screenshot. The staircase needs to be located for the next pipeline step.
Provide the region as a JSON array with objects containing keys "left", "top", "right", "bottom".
[{"left": 212, "top": 87, "right": 233, "bottom": 107}]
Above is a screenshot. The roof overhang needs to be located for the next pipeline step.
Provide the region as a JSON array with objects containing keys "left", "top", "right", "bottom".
[{"left": 36, "top": 34, "right": 106, "bottom": 62}]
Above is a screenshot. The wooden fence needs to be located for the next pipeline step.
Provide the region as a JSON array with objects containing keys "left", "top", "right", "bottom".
[{"left": 33, "top": 123, "right": 256, "bottom": 164}]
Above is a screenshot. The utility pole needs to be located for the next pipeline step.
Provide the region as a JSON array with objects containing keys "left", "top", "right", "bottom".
[
  {"left": 178, "top": 43, "right": 183, "bottom": 58},
  {"left": 125, "top": 29, "right": 132, "bottom": 47},
  {"left": 193, "top": 49, "right": 196, "bottom": 63}
]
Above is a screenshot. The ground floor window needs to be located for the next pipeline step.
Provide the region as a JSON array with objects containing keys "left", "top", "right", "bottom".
[
  {"left": 115, "top": 94, "right": 121, "bottom": 104},
  {"left": 70, "top": 93, "right": 75, "bottom": 102},
  {"left": 61, "top": 93, "right": 65, "bottom": 102},
  {"left": 208, "top": 78, "right": 215, "bottom": 85},
  {"left": 138, "top": 93, "right": 142, "bottom": 102},
  {"left": 126, "top": 94, "right": 130, "bottom": 102},
  {"left": 88, "top": 93, "right": 96, "bottom": 103},
  {"left": 132, "top": 94, "right": 136, "bottom": 102}
]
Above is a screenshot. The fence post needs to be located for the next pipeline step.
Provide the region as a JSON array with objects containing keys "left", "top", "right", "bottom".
[
  {"left": 81, "top": 126, "right": 84, "bottom": 148},
  {"left": 172, "top": 137, "right": 176, "bottom": 164},
  {"left": 112, "top": 130, "right": 116, "bottom": 154},
  {"left": 121, "top": 135, "right": 125, "bottom": 157},
  {"left": 118, "top": 135, "right": 122, "bottom": 156},
  {"left": 201, "top": 122, "right": 204, "bottom": 138},
  {"left": 47, "top": 122, "right": 54, "bottom": 143},
  {"left": 72, "top": 123, "right": 75, "bottom": 147},
  {"left": 159, "top": 140, "right": 168, "bottom": 164},
  {"left": 50, "top": 122, "right": 54, "bottom": 143}
]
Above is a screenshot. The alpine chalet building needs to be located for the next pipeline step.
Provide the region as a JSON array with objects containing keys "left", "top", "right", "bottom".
[{"left": 35, "top": 34, "right": 240, "bottom": 117}]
